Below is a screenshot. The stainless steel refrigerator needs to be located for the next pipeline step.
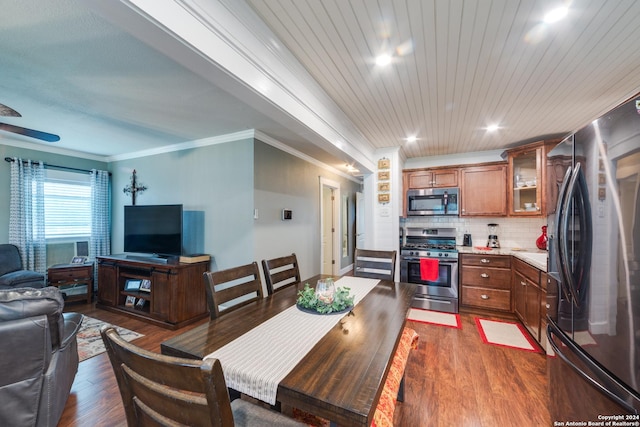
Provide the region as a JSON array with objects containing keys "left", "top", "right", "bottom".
[{"left": 546, "top": 94, "right": 640, "bottom": 421}]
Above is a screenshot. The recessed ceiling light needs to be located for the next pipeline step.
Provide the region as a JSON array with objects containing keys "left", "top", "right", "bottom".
[
  {"left": 375, "top": 54, "right": 392, "bottom": 66},
  {"left": 486, "top": 124, "right": 500, "bottom": 132},
  {"left": 405, "top": 136, "right": 417, "bottom": 143},
  {"left": 544, "top": 6, "right": 568, "bottom": 23}
]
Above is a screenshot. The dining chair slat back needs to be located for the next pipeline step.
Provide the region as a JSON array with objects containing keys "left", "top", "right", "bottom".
[
  {"left": 101, "top": 326, "right": 305, "bottom": 427},
  {"left": 353, "top": 249, "right": 397, "bottom": 281},
  {"left": 261, "top": 253, "right": 301, "bottom": 295},
  {"left": 101, "top": 325, "right": 233, "bottom": 427},
  {"left": 204, "top": 262, "right": 264, "bottom": 319}
]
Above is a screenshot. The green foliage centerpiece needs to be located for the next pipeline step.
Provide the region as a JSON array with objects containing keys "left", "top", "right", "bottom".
[{"left": 296, "top": 279, "right": 354, "bottom": 314}]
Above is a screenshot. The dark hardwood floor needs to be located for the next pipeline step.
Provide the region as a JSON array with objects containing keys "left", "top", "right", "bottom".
[{"left": 59, "top": 302, "right": 549, "bottom": 426}]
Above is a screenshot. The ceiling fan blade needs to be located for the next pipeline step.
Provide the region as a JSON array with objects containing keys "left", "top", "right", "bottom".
[
  {"left": 0, "top": 122, "right": 60, "bottom": 142},
  {"left": 0, "top": 103, "right": 21, "bottom": 117}
]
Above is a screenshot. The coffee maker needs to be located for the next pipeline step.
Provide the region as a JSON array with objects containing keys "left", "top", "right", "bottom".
[{"left": 487, "top": 223, "right": 500, "bottom": 248}]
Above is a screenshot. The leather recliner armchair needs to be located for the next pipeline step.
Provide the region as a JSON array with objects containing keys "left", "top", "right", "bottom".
[
  {"left": 0, "top": 287, "right": 83, "bottom": 427},
  {"left": 0, "top": 244, "right": 45, "bottom": 289}
]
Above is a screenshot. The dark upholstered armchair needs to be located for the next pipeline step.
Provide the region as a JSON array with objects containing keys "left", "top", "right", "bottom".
[
  {"left": 0, "top": 244, "right": 45, "bottom": 289},
  {"left": 0, "top": 287, "right": 83, "bottom": 427}
]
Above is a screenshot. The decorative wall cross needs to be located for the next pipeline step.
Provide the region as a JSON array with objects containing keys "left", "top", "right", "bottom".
[{"left": 123, "top": 169, "right": 147, "bottom": 205}]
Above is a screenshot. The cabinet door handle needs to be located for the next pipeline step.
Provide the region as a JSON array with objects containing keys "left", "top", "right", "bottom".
[
  {"left": 546, "top": 304, "right": 550, "bottom": 309},
  {"left": 521, "top": 281, "right": 527, "bottom": 286},
  {"left": 481, "top": 273, "right": 489, "bottom": 278},
  {"left": 481, "top": 259, "right": 490, "bottom": 263},
  {"left": 481, "top": 294, "right": 489, "bottom": 300}
]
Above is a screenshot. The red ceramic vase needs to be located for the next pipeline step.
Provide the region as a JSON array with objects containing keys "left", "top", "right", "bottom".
[{"left": 536, "top": 225, "right": 548, "bottom": 250}]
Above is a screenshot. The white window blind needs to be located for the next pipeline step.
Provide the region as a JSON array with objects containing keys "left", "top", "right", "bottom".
[{"left": 44, "top": 174, "right": 91, "bottom": 239}]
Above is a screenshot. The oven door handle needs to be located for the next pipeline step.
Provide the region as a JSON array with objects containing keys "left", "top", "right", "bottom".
[{"left": 402, "top": 257, "right": 457, "bottom": 264}]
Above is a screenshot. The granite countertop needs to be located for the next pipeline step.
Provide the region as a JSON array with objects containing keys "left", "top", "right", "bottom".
[{"left": 457, "top": 246, "right": 548, "bottom": 272}]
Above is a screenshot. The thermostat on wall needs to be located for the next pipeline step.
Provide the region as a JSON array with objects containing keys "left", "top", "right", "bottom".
[{"left": 282, "top": 209, "right": 292, "bottom": 220}]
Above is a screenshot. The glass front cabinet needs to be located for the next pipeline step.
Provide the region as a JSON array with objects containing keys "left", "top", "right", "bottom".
[{"left": 506, "top": 140, "right": 560, "bottom": 217}]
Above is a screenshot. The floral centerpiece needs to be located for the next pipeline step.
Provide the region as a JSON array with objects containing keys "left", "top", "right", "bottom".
[{"left": 296, "top": 279, "right": 354, "bottom": 314}]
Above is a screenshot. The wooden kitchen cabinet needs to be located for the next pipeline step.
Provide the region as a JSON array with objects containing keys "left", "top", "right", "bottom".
[
  {"left": 404, "top": 168, "right": 458, "bottom": 189},
  {"left": 512, "top": 257, "right": 542, "bottom": 342},
  {"left": 460, "top": 254, "right": 511, "bottom": 312},
  {"left": 96, "top": 255, "right": 210, "bottom": 329},
  {"left": 402, "top": 167, "right": 459, "bottom": 216},
  {"left": 460, "top": 163, "right": 507, "bottom": 216},
  {"left": 506, "top": 140, "right": 559, "bottom": 217}
]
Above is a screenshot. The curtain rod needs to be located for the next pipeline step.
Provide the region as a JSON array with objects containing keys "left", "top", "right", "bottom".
[{"left": 4, "top": 157, "right": 111, "bottom": 176}]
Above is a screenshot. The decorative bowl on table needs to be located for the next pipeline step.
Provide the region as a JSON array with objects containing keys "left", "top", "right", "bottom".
[{"left": 296, "top": 280, "right": 354, "bottom": 314}]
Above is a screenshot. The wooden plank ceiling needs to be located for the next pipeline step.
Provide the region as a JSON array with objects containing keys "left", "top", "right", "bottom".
[{"left": 247, "top": 0, "right": 640, "bottom": 158}]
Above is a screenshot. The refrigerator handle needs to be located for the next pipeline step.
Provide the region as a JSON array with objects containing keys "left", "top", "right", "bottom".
[
  {"left": 547, "top": 320, "right": 640, "bottom": 414},
  {"left": 554, "top": 167, "right": 572, "bottom": 302},
  {"left": 574, "top": 163, "right": 593, "bottom": 295},
  {"left": 560, "top": 163, "right": 593, "bottom": 306},
  {"left": 558, "top": 166, "right": 578, "bottom": 303}
]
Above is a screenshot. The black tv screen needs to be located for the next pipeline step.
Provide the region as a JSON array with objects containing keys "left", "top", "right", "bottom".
[{"left": 124, "top": 204, "right": 183, "bottom": 255}]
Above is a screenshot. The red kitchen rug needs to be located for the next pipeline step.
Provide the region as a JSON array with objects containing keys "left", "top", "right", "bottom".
[
  {"left": 475, "top": 317, "right": 540, "bottom": 353},
  {"left": 408, "top": 308, "right": 461, "bottom": 329}
]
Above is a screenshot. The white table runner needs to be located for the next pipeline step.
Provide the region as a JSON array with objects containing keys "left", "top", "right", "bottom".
[{"left": 204, "top": 276, "right": 379, "bottom": 405}]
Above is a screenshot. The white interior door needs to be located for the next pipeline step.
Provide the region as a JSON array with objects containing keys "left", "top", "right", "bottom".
[
  {"left": 321, "top": 186, "right": 334, "bottom": 274},
  {"left": 320, "top": 177, "right": 340, "bottom": 275},
  {"left": 356, "top": 191, "right": 365, "bottom": 249}
]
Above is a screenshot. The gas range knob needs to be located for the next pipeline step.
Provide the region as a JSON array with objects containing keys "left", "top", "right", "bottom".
[{"left": 438, "top": 253, "right": 443, "bottom": 257}]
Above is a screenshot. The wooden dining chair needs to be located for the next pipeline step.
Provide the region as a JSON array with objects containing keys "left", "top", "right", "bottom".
[
  {"left": 353, "top": 248, "right": 397, "bottom": 280},
  {"left": 261, "top": 253, "right": 301, "bottom": 295},
  {"left": 100, "top": 326, "right": 305, "bottom": 427},
  {"left": 203, "top": 262, "right": 264, "bottom": 319}
]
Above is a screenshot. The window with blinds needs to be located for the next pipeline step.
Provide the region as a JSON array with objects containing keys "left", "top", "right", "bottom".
[{"left": 44, "top": 170, "right": 91, "bottom": 240}]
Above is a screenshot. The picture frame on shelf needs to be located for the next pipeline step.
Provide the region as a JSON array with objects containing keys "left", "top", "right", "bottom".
[
  {"left": 135, "top": 298, "right": 147, "bottom": 309},
  {"left": 125, "top": 295, "right": 136, "bottom": 307},
  {"left": 124, "top": 279, "right": 142, "bottom": 291},
  {"left": 71, "top": 256, "right": 87, "bottom": 264},
  {"left": 139, "top": 279, "right": 151, "bottom": 292}
]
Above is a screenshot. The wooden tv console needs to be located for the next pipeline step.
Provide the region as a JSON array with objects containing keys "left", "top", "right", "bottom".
[{"left": 96, "top": 255, "right": 209, "bottom": 329}]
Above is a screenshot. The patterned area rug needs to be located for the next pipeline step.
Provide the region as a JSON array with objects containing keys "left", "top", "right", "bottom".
[
  {"left": 77, "top": 316, "right": 143, "bottom": 362},
  {"left": 475, "top": 318, "right": 541, "bottom": 353},
  {"left": 408, "top": 308, "right": 462, "bottom": 328}
]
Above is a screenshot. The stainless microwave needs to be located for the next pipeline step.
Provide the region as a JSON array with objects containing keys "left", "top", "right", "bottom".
[{"left": 406, "top": 187, "right": 459, "bottom": 216}]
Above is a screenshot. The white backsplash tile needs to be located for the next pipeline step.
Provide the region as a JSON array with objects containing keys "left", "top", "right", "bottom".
[{"left": 401, "top": 216, "right": 546, "bottom": 250}]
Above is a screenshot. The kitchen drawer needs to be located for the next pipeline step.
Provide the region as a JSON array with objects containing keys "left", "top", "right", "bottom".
[
  {"left": 462, "top": 286, "right": 511, "bottom": 311},
  {"left": 461, "top": 265, "right": 511, "bottom": 289},
  {"left": 513, "top": 257, "right": 540, "bottom": 284},
  {"left": 461, "top": 254, "right": 511, "bottom": 268}
]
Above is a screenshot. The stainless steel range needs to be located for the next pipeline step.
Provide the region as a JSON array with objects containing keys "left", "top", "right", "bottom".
[{"left": 400, "top": 227, "right": 459, "bottom": 313}]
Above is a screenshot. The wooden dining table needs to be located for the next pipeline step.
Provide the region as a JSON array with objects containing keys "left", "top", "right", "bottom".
[{"left": 161, "top": 275, "right": 417, "bottom": 426}]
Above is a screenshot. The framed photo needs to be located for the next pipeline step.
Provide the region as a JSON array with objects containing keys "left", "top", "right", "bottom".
[
  {"left": 378, "top": 171, "right": 390, "bottom": 181},
  {"left": 135, "top": 298, "right": 147, "bottom": 309},
  {"left": 124, "top": 279, "right": 142, "bottom": 291},
  {"left": 378, "top": 182, "right": 390, "bottom": 192},
  {"left": 139, "top": 279, "right": 151, "bottom": 292},
  {"left": 125, "top": 295, "right": 136, "bottom": 307},
  {"left": 71, "top": 256, "right": 87, "bottom": 264},
  {"left": 377, "top": 158, "right": 390, "bottom": 170},
  {"left": 378, "top": 193, "right": 390, "bottom": 203}
]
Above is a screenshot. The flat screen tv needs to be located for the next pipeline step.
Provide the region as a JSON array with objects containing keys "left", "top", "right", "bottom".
[{"left": 124, "top": 204, "right": 183, "bottom": 256}]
